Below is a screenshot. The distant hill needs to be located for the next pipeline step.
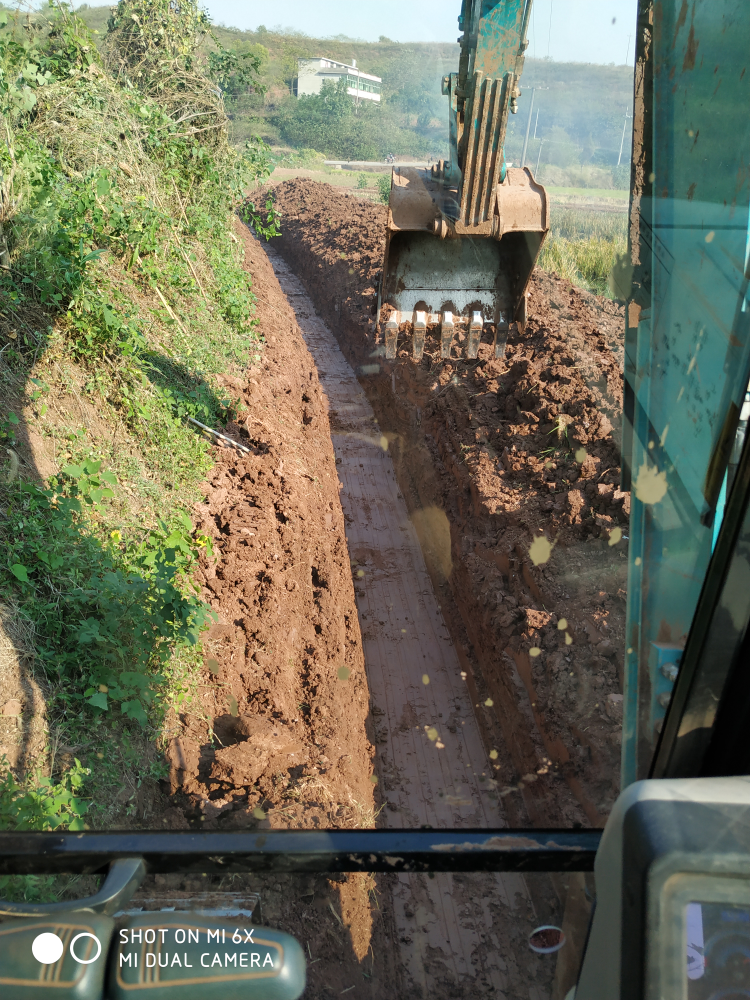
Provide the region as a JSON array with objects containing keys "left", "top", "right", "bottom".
[{"left": 73, "top": 7, "right": 634, "bottom": 185}]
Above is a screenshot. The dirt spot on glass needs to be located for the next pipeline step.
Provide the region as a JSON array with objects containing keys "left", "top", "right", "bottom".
[{"left": 634, "top": 461, "right": 668, "bottom": 504}]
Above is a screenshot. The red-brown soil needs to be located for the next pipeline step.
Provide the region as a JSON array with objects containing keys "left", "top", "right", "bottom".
[
  {"left": 156, "top": 219, "right": 397, "bottom": 999},
  {"left": 263, "top": 178, "right": 629, "bottom": 828},
  {"left": 172, "top": 219, "right": 374, "bottom": 833}
]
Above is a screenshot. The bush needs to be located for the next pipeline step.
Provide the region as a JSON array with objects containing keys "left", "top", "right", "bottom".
[
  {"left": 0, "top": 755, "right": 89, "bottom": 831},
  {"left": 273, "top": 148, "right": 326, "bottom": 169},
  {"left": 0, "top": 756, "right": 90, "bottom": 901},
  {"left": 377, "top": 172, "right": 391, "bottom": 204}
]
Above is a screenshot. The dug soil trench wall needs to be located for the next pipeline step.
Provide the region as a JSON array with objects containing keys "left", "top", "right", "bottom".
[
  {"left": 266, "top": 179, "right": 630, "bottom": 830},
  {"left": 173, "top": 219, "right": 375, "bottom": 833}
]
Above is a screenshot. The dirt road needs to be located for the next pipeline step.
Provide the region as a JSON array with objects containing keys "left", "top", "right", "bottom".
[{"left": 266, "top": 247, "right": 555, "bottom": 999}]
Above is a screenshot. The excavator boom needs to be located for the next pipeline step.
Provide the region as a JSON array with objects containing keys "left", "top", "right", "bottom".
[{"left": 380, "top": 0, "right": 548, "bottom": 361}]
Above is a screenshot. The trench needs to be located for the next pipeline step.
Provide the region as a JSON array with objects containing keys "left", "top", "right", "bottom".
[
  {"left": 264, "top": 179, "right": 628, "bottom": 844},
  {"left": 265, "top": 246, "right": 557, "bottom": 999}
]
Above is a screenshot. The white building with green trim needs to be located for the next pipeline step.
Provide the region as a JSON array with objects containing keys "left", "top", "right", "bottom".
[{"left": 296, "top": 58, "right": 381, "bottom": 103}]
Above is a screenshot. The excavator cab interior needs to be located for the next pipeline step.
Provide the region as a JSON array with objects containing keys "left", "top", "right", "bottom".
[{"left": 1, "top": 1, "right": 750, "bottom": 998}]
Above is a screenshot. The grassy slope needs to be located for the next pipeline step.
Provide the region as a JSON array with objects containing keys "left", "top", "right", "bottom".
[
  {"left": 5, "top": 231, "right": 258, "bottom": 828},
  {"left": 1, "top": 234, "right": 257, "bottom": 829},
  {"left": 0, "top": 4, "right": 269, "bottom": 836}
]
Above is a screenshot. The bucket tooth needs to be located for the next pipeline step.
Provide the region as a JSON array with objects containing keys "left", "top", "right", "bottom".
[
  {"left": 412, "top": 311, "right": 427, "bottom": 360},
  {"left": 467, "top": 311, "right": 483, "bottom": 359},
  {"left": 440, "top": 311, "right": 455, "bottom": 359},
  {"left": 494, "top": 313, "right": 509, "bottom": 359},
  {"left": 385, "top": 313, "right": 400, "bottom": 359}
]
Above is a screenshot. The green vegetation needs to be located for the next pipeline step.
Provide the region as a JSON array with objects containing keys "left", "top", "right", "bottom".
[
  {"left": 73, "top": 7, "right": 455, "bottom": 159},
  {"left": 0, "top": 0, "right": 276, "bottom": 824},
  {"left": 546, "top": 185, "right": 629, "bottom": 201},
  {"left": 272, "top": 78, "right": 437, "bottom": 161},
  {"left": 505, "top": 61, "right": 633, "bottom": 186},
  {"left": 2, "top": 471, "right": 214, "bottom": 726},
  {"left": 272, "top": 147, "right": 327, "bottom": 170},
  {"left": 175, "top": 27, "right": 455, "bottom": 161},
  {"left": 71, "top": 12, "right": 634, "bottom": 181},
  {"left": 0, "top": 754, "right": 89, "bottom": 830},
  {"left": 0, "top": 755, "right": 90, "bottom": 901},
  {"left": 539, "top": 207, "right": 627, "bottom": 296}
]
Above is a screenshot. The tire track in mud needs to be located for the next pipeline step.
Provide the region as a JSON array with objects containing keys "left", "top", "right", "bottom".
[{"left": 264, "top": 246, "right": 552, "bottom": 1000}]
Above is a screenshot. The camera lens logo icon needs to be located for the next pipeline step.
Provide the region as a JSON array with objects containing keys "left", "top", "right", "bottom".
[{"left": 32, "top": 931, "right": 102, "bottom": 965}]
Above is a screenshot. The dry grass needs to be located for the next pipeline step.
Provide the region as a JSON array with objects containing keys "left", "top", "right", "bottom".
[
  {"left": 277, "top": 773, "right": 382, "bottom": 829},
  {"left": 31, "top": 70, "right": 160, "bottom": 190},
  {"left": 539, "top": 206, "right": 627, "bottom": 297}
]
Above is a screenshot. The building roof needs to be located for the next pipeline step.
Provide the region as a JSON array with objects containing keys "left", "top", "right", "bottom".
[{"left": 300, "top": 57, "right": 381, "bottom": 84}]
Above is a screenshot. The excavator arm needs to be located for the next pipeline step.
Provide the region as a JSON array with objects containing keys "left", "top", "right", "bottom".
[{"left": 380, "top": 0, "right": 548, "bottom": 361}]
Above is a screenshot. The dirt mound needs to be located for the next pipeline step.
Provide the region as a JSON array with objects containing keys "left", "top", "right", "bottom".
[{"left": 265, "top": 178, "right": 628, "bottom": 826}]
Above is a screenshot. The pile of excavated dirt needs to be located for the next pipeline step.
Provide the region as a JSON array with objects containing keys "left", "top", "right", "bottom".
[
  {"left": 154, "top": 219, "right": 397, "bottom": 1000},
  {"left": 165, "top": 220, "right": 375, "bottom": 833},
  {"left": 264, "top": 178, "right": 629, "bottom": 827}
]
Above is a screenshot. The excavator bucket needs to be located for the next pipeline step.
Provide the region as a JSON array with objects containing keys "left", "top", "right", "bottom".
[
  {"left": 379, "top": 0, "right": 549, "bottom": 362},
  {"left": 380, "top": 165, "right": 548, "bottom": 361}
]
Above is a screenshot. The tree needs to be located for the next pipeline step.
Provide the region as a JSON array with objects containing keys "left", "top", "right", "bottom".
[
  {"left": 274, "top": 79, "right": 400, "bottom": 160},
  {"left": 543, "top": 126, "right": 578, "bottom": 168},
  {"left": 207, "top": 44, "right": 265, "bottom": 101},
  {"left": 394, "top": 80, "right": 434, "bottom": 124},
  {"left": 580, "top": 132, "right": 596, "bottom": 165}
]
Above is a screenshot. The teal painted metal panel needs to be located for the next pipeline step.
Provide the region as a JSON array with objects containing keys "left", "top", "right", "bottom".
[
  {"left": 622, "top": 0, "right": 750, "bottom": 786},
  {"left": 471, "top": 1, "right": 530, "bottom": 79},
  {"left": 449, "top": 1, "right": 532, "bottom": 181}
]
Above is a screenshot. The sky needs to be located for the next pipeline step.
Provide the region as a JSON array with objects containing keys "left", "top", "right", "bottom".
[{"left": 79, "top": 0, "right": 639, "bottom": 66}]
